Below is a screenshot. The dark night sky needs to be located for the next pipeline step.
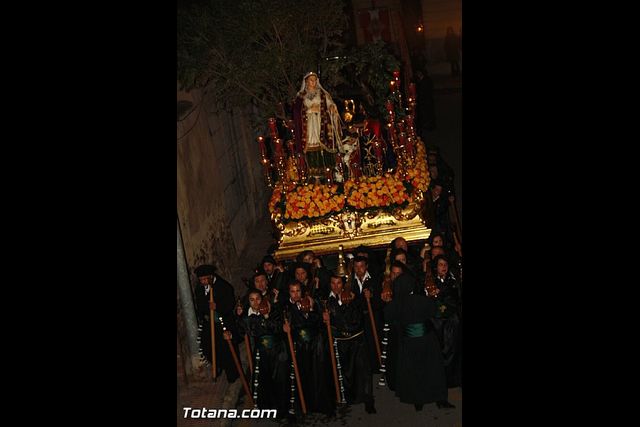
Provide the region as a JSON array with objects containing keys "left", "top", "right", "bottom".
[{"left": 177, "top": 0, "right": 209, "bottom": 8}]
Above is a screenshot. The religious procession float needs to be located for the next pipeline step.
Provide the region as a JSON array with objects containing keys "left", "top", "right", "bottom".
[{"left": 257, "top": 70, "right": 431, "bottom": 260}]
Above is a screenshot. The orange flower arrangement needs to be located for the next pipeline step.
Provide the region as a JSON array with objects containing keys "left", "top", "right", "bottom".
[
  {"left": 283, "top": 184, "right": 345, "bottom": 220},
  {"left": 344, "top": 174, "right": 409, "bottom": 210},
  {"left": 268, "top": 140, "right": 431, "bottom": 221}
]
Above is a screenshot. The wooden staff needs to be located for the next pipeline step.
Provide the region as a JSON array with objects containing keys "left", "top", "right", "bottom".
[
  {"left": 208, "top": 289, "right": 217, "bottom": 379},
  {"left": 452, "top": 228, "right": 463, "bottom": 258},
  {"left": 235, "top": 297, "right": 253, "bottom": 373},
  {"left": 221, "top": 318, "right": 255, "bottom": 407},
  {"left": 448, "top": 196, "right": 463, "bottom": 243},
  {"left": 323, "top": 302, "right": 341, "bottom": 403},
  {"left": 284, "top": 317, "right": 307, "bottom": 414},
  {"left": 364, "top": 292, "right": 382, "bottom": 366},
  {"left": 244, "top": 334, "right": 254, "bottom": 374}
]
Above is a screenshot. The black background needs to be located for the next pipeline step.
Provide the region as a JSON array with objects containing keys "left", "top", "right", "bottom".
[{"left": 22, "top": 0, "right": 611, "bottom": 424}]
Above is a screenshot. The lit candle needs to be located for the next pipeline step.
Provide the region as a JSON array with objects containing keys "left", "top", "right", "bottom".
[
  {"left": 406, "top": 115, "right": 416, "bottom": 140},
  {"left": 389, "top": 80, "right": 396, "bottom": 92},
  {"left": 385, "top": 100, "right": 394, "bottom": 113},
  {"left": 398, "top": 132, "right": 407, "bottom": 149},
  {"left": 406, "top": 136, "right": 414, "bottom": 158},
  {"left": 406, "top": 115, "right": 414, "bottom": 129},
  {"left": 287, "top": 119, "right": 296, "bottom": 144},
  {"left": 274, "top": 138, "right": 284, "bottom": 157},
  {"left": 257, "top": 136, "right": 267, "bottom": 159},
  {"left": 388, "top": 125, "right": 398, "bottom": 148},
  {"left": 393, "top": 71, "right": 401, "bottom": 93},
  {"left": 262, "top": 158, "right": 272, "bottom": 187}
]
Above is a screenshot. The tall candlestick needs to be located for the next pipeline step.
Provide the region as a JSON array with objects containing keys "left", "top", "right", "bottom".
[
  {"left": 286, "top": 119, "right": 296, "bottom": 151},
  {"left": 257, "top": 136, "right": 267, "bottom": 159},
  {"left": 405, "top": 115, "right": 414, "bottom": 131},
  {"left": 405, "top": 115, "right": 417, "bottom": 140},
  {"left": 386, "top": 122, "right": 394, "bottom": 139},
  {"left": 263, "top": 158, "right": 273, "bottom": 188},
  {"left": 398, "top": 132, "right": 407, "bottom": 149},
  {"left": 385, "top": 100, "right": 395, "bottom": 124},
  {"left": 392, "top": 70, "right": 403, "bottom": 111},
  {"left": 385, "top": 100, "right": 394, "bottom": 113},
  {"left": 268, "top": 117, "right": 278, "bottom": 141},
  {"left": 391, "top": 69, "right": 401, "bottom": 93},
  {"left": 398, "top": 132, "right": 410, "bottom": 171},
  {"left": 274, "top": 138, "right": 284, "bottom": 157},
  {"left": 406, "top": 136, "right": 415, "bottom": 162}
]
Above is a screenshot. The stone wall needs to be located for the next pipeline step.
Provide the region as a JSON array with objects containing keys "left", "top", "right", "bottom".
[{"left": 177, "top": 86, "right": 268, "bottom": 288}]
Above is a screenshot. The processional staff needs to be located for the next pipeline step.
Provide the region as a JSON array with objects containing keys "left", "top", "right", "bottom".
[
  {"left": 283, "top": 309, "right": 307, "bottom": 414},
  {"left": 364, "top": 289, "right": 382, "bottom": 366},
  {"left": 322, "top": 299, "right": 342, "bottom": 404},
  {"left": 208, "top": 288, "right": 217, "bottom": 379},
  {"left": 235, "top": 295, "right": 254, "bottom": 374},
  {"left": 220, "top": 317, "right": 255, "bottom": 407}
]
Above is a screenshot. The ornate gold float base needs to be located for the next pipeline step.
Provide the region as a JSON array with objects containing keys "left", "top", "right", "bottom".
[{"left": 272, "top": 198, "right": 431, "bottom": 261}]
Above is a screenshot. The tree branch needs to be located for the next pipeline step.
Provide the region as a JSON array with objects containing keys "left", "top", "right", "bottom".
[{"left": 271, "top": 21, "right": 295, "bottom": 96}]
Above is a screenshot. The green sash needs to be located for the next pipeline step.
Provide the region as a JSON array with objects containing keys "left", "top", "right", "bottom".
[{"left": 404, "top": 322, "right": 427, "bottom": 338}]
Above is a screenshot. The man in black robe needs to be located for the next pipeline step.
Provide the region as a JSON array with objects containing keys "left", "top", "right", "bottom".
[
  {"left": 380, "top": 261, "right": 407, "bottom": 391},
  {"left": 193, "top": 264, "right": 240, "bottom": 383},
  {"left": 240, "top": 270, "right": 282, "bottom": 314},
  {"left": 298, "top": 250, "right": 331, "bottom": 300},
  {"left": 384, "top": 269, "right": 453, "bottom": 410},
  {"left": 353, "top": 244, "right": 383, "bottom": 277},
  {"left": 236, "top": 288, "right": 289, "bottom": 418},
  {"left": 428, "top": 255, "right": 462, "bottom": 388},
  {"left": 350, "top": 256, "right": 384, "bottom": 374},
  {"left": 283, "top": 282, "right": 335, "bottom": 416},
  {"left": 390, "top": 236, "right": 423, "bottom": 277},
  {"left": 262, "top": 255, "right": 286, "bottom": 296},
  {"left": 324, "top": 274, "right": 376, "bottom": 413},
  {"left": 431, "top": 180, "right": 452, "bottom": 241}
]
